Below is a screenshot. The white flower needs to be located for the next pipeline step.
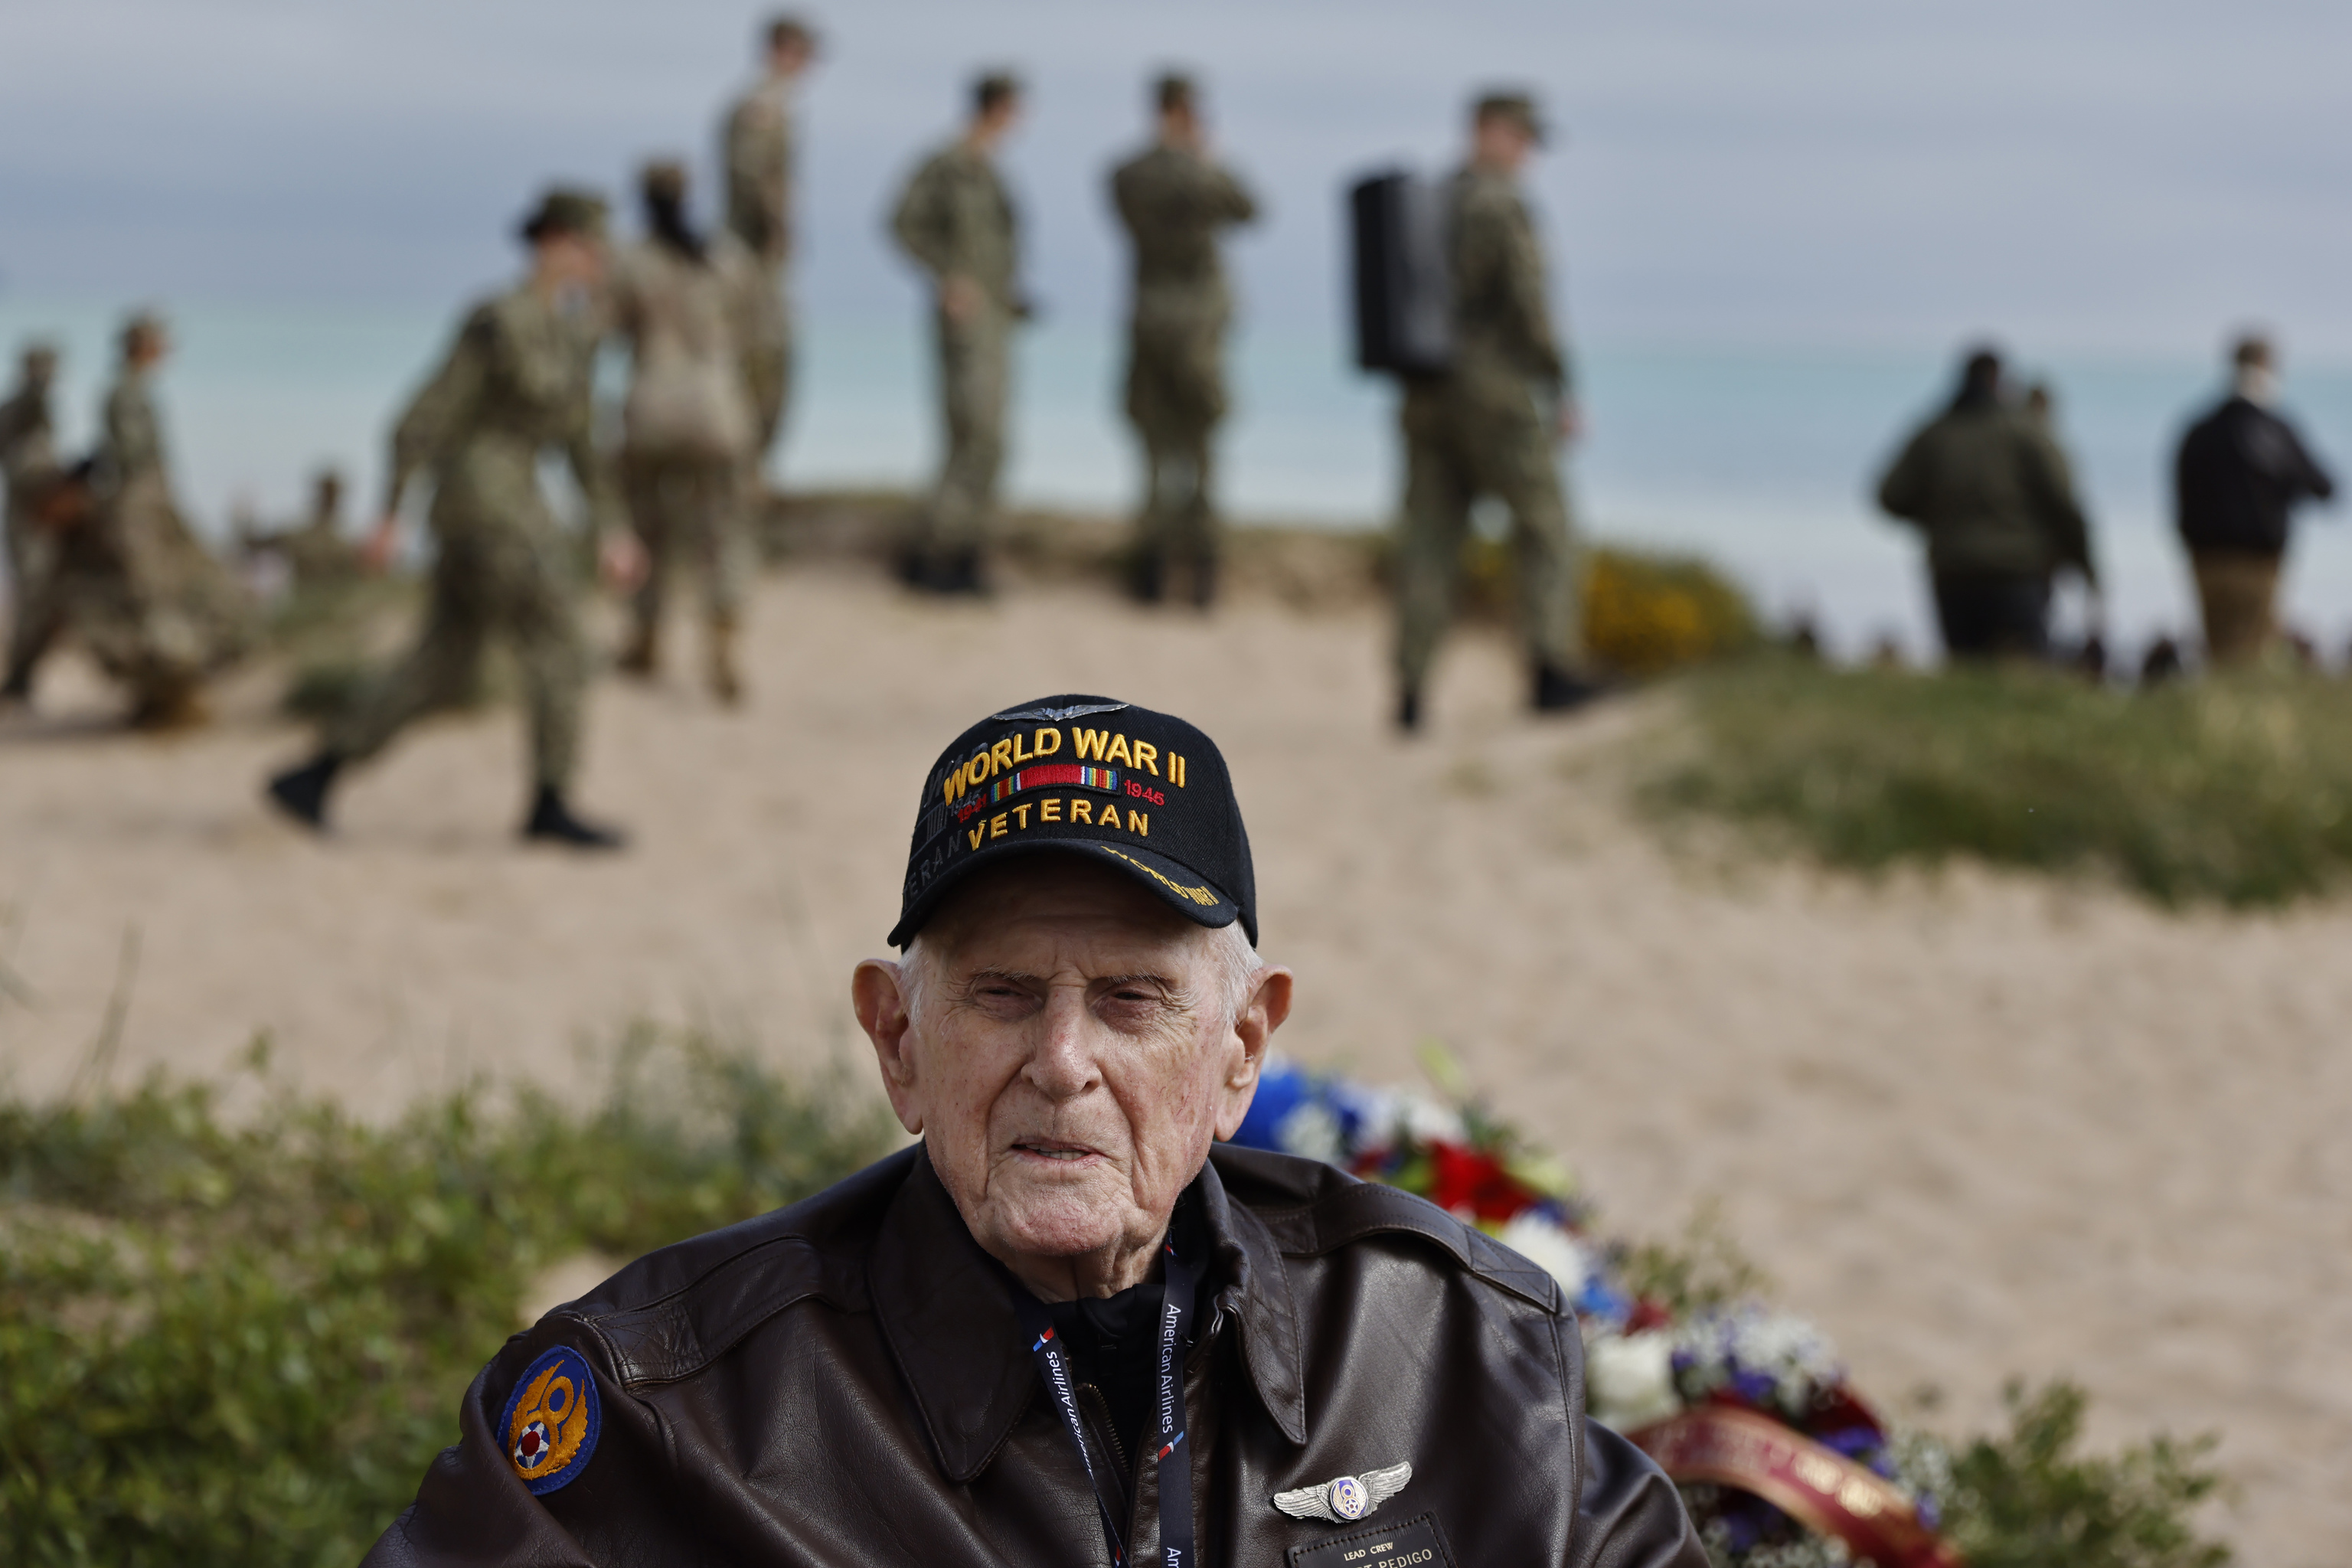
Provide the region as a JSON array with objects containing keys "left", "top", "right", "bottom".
[
  {"left": 1393, "top": 1089, "right": 1468, "bottom": 1148},
  {"left": 1276, "top": 1100, "right": 1347, "bottom": 1165},
  {"left": 1586, "top": 1331, "right": 1681, "bottom": 1432},
  {"left": 1498, "top": 1213, "right": 1589, "bottom": 1296}
]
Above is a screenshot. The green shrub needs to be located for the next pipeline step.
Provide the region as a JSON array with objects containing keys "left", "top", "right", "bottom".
[
  {"left": 0, "top": 1032, "right": 898, "bottom": 1567},
  {"left": 1945, "top": 1382, "right": 2230, "bottom": 1568},
  {"left": 1638, "top": 658, "right": 2352, "bottom": 906}
]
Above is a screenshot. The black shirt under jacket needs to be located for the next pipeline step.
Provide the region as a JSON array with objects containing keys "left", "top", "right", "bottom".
[
  {"left": 2176, "top": 394, "right": 2336, "bottom": 555},
  {"left": 362, "top": 1142, "right": 1706, "bottom": 1568}
]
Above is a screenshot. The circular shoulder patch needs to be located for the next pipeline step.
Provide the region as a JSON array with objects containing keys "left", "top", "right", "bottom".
[{"left": 498, "top": 1344, "right": 603, "bottom": 1495}]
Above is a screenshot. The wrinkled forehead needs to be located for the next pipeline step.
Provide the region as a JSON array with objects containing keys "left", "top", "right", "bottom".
[{"left": 921, "top": 854, "right": 1204, "bottom": 969}]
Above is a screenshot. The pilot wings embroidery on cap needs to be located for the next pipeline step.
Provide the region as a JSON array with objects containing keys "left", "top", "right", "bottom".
[
  {"left": 1272, "top": 1462, "right": 1413, "bottom": 1523},
  {"left": 990, "top": 701, "right": 1130, "bottom": 723}
]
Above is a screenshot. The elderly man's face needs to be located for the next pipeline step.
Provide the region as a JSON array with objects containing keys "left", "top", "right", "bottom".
[{"left": 853, "top": 856, "right": 1289, "bottom": 1299}]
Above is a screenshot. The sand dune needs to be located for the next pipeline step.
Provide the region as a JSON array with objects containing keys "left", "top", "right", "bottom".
[{"left": 3, "top": 562, "right": 2344, "bottom": 1562}]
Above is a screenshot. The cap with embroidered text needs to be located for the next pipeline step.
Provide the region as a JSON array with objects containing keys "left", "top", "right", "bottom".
[{"left": 890, "top": 694, "right": 1256, "bottom": 949}]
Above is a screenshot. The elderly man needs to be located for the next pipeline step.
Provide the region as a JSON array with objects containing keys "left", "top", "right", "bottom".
[{"left": 362, "top": 696, "right": 1703, "bottom": 1568}]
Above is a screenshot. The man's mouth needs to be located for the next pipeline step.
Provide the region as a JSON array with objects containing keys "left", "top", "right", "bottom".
[{"left": 1011, "top": 1139, "right": 1104, "bottom": 1163}]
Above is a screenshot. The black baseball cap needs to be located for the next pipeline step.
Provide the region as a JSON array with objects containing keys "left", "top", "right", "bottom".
[{"left": 890, "top": 695, "right": 1256, "bottom": 949}]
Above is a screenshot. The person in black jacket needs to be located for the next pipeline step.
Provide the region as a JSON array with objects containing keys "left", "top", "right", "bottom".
[{"left": 2174, "top": 334, "right": 2335, "bottom": 666}]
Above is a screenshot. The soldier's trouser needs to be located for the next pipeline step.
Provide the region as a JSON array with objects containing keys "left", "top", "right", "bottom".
[
  {"left": 3, "top": 525, "right": 64, "bottom": 688},
  {"left": 746, "top": 318, "right": 793, "bottom": 462},
  {"left": 2190, "top": 547, "right": 2282, "bottom": 667},
  {"left": 1125, "top": 325, "right": 1227, "bottom": 590},
  {"left": 1134, "top": 422, "right": 1217, "bottom": 585},
  {"left": 54, "top": 510, "right": 252, "bottom": 710},
  {"left": 1393, "top": 387, "right": 1586, "bottom": 694},
  {"left": 623, "top": 449, "right": 748, "bottom": 631},
  {"left": 56, "top": 568, "right": 211, "bottom": 710},
  {"left": 328, "top": 519, "right": 587, "bottom": 791},
  {"left": 911, "top": 305, "right": 1010, "bottom": 566}
]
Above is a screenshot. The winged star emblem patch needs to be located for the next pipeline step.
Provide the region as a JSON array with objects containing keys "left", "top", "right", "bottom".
[
  {"left": 990, "top": 701, "right": 1129, "bottom": 723},
  {"left": 1272, "top": 1462, "right": 1413, "bottom": 1524}
]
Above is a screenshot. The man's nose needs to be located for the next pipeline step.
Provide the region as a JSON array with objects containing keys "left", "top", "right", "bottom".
[{"left": 1021, "top": 989, "right": 1102, "bottom": 1102}]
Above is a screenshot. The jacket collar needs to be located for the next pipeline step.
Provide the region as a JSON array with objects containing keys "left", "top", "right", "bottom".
[{"left": 868, "top": 1144, "right": 1306, "bottom": 1485}]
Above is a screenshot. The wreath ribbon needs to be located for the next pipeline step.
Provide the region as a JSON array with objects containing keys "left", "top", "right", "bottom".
[{"left": 1628, "top": 1406, "right": 1962, "bottom": 1568}]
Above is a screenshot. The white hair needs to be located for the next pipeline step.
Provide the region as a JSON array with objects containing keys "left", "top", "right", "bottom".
[{"left": 898, "top": 916, "right": 1262, "bottom": 1035}]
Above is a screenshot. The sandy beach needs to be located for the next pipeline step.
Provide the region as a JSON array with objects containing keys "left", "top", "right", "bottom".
[{"left": 3, "top": 560, "right": 2345, "bottom": 1563}]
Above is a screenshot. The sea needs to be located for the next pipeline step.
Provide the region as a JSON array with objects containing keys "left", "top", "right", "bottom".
[{"left": 7, "top": 292, "right": 2349, "bottom": 665}]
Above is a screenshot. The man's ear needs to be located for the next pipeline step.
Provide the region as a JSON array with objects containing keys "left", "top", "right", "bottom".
[
  {"left": 1214, "top": 965, "right": 1293, "bottom": 1142},
  {"left": 852, "top": 959, "right": 925, "bottom": 1135}
]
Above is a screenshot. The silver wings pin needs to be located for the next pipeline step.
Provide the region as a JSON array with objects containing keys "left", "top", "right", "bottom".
[
  {"left": 990, "top": 701, "right": 1129, "bottom": 723},
  {"left": 1271, "top": 1463, "right": 1413, "bottom": 1524}
]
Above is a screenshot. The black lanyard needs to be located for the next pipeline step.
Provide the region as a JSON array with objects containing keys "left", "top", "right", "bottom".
[{"left": 1013, "top": 1240, "right": 1198, "bottom": 1568}]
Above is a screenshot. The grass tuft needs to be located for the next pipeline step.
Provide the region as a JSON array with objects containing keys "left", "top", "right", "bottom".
[{"left": 1637, "top": 658, "right": 2352, "bottom": 907}]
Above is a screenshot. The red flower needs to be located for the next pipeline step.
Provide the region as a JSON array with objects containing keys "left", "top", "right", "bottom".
[
  {"left": 1626, "top": 1297, "right": 1674, "bottom": 1334},
  {"left": 1428, "top": 1142, "right": 1535, "bottom": 1222}
]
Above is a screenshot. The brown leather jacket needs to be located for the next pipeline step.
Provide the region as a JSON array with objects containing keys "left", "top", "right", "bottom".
[{"left": 364, "top": 1144, "right": 1705, "bottom": 1568}]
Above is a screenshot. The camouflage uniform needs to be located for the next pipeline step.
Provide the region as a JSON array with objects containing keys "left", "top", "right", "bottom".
[
  {"left": 1, "top": 355, "right": 64, "bottom": 693},
  {"left": 65, "top": 362, "right": 255, "bottom": 717},
  {"left": 722, "top": 78, "right": 799, "bottom": 459},
  {"left": 240, "top": 472, "right": 362, "bottom": 593},
  {"left": 1110, "top": 141, "right": 1256, "bottom": 601},
  {"left": 891, "top": 142, "right": 1021, "bottom": 578},
  {"left": 327, "top": 285, "right": 611, "bottom": 789},
  {"left": 1395, "top": 165, "right": 1586, "bottom": 697},
  {"left": 609, "top": 233, "right": 768, "bottom": 661}
]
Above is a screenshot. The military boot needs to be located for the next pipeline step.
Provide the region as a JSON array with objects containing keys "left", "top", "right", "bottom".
[
  {"left": 266, "top": 752, "right": 342, "bottom": 831},
  {"left": 1129, "top": 549, "right": 1166, "bottom": 606},
  {"left": 1396, "top": 687, "right": 1423, "bottom": 733},
  {"left": 617, "top": 619, "right": 661, "bottom": 678},
  {"left": 1189, "top": 554, "right": 1220, "bottom": 611},
  {"left": 707, "top": 616, "right": 743, "bottom": 707},
  {"left": 1531, "top": 663, "right": 1605, "bottom": 714},
  {"left": 942, "top": 547, "right": 991, "bottom": 598},
  {"left": 129, "top": 681, "right": 211, "bottom": 731},
  {"left": 522, "top": 786, "right": 627, "bottom": 851}
]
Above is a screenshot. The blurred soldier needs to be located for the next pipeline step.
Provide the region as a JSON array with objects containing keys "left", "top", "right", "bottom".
[
  {"left": 1393, "top": 93, "right": 1598, "bottom": 732},
  {"left": 266, "top": 189, "right": 636, "bottom": 848},
  {"left": 59, "top": 312, "right": 256, "bottom": 727},
  {"left": 890, "top": 70, "right": 1026, "bottom": 595},
  {"left": 1, "top": 343, "right": 64, "bottom": 701},
  {"left": 1110, "top": 73, "right": 1258, "bottom": 609},
  {"left": 2174, "top": 333, "right": 2336, "bottom": 666},
  {"left": 721, "top": 13, "right": 816, "bottom": 469},
  {"left": 239, "top": 468, "right": 362, "bottom": 593},
  {"left": 611, "top": 159, "right": 772, "bottom": 704},
  {"left": 1877, "top": 346, "right": 2097, "bottom": 662}
]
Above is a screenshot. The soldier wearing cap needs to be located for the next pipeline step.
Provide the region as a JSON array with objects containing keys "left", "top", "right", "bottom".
[
  {"left": 1394, "top": 91, "right": 1599, "bottom": 732},
  {"left": 890, "top": 70, "right": 1027, "bottom": 595},
  {"left": 265, "top": 188, "right": 635, "bottom": 847},
  {"left": 1109, "top": 73, "right": 1259, "bottom": 608},
  {"left": 720, "top": 13, "right": 815, "bottom": 469},
  {"left": 361, "top": 694, "right": 1704, "bottom": 1568},
  {"left": 44, "top": 312, "right": 257, "bottom": 727},
  {"left": 1, "top": 342, "right": 65, "bottom": 701},
  {"left": 610, "top": 159, "right": 776, "bottom": 704}
]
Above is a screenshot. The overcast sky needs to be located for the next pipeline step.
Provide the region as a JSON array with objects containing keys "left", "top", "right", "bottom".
[{"left": 4, "top": 0, "right": 2348, "bottom": 359}]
